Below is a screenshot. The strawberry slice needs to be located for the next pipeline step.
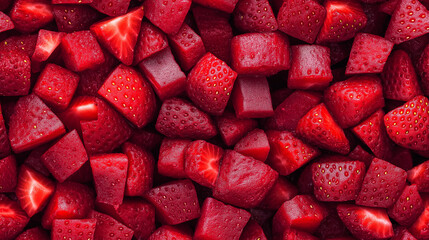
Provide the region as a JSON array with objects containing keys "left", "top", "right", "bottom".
[
  {"left": 91, "top": 7, "right": 144, "bottom": 65},
  {"left": 52, "top": 219, "right": 97, "bottom": 240},
  {"left": 9, "top": 0, "right": 53, "bottom": 33},
  {"left": 16, "top": 227, "right": 49, "bottom": 240},
  {"left": 16, "top": 165, "right": 54, "bottom": 217},
  {"left": 0, "top": 11, "right": 14, "bottom": 33},
  {"left": 337, "top": 204, "right": 394, "bottom": 240},
  {"left": 32, "top": 30, "right": 65, "bottom": 62},
  {"left": 233, "top": 0, "right": 278, "bottom": 33},
  {"left": 53, "top": 4, "right": 101, "bottom": 33},
  {"left": 0, "top": 49, "right": 31, "bottom": 96},
  {"left": 185, "top": 140, "right": 224, "bottom": 188},
  {"left": 0, "top": 156, "right": 17, "bottom": 193},
  {"left": 0, "top": 195, "right": 29, "bottom": 240},
  {"left": 90, "top": 0, "right": 130, "bottom": 16}
]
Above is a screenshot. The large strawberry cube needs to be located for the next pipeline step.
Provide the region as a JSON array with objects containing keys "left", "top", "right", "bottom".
[
  {"left": 388, "top": 184, "right": 424, "bottom": 226},
  {"left": 61, "top": 30, "right": 105, "bottom": 72},
  {"left": 9, "top": 0, "right": 53, "bottom": 33},
  {"left": 51, "top": 219, "right": 96, "bottom": 240},
  {"left": 89, "top": 210, "right": 134, "bottom": 240},
  {"left": 0, "top": 49, "right": 31, "bottom": 96},
  {"left": 158, "top": 138, "right": 190, "bottom": 179},
  {"left": 213, "top": 150, "right": 278, "bottom": 208},
  {"left": 139, "top": 48, "right": 187, "bottom": 100},
  {"left": 0, "top": 155, "right": 17, "bottom": 193},
  {"left": 233, "top": 0, "right": 278, "bottom": 33},
  {"left": 144, "top": 179, "right": 200, "bottom": 225},
  {"left": 134, "top": 21, "right": 169, "bottom": 65},
  {"left": 234, "top": 129, "right": 270, "bottom": 162},
  {"left": 53, "top": 5, "right": 100, "bottom": 33},
  {"left": 144, "top": 0, "right": 192, "bottom": 35},
  {"left": 193, "top": 0, "right": 239, "bottom": 13},
  {"left": 194, "top": 197, "right": 251, "bottom": 240},
  {"left": 231, "top": 32, "right": 290, "bottom": 76},
  {"left": 231, "top": 75, "right": 273, "bottom": 118},
  {"left": 217, "top": 112, "right": 257, "bottom": 146}
]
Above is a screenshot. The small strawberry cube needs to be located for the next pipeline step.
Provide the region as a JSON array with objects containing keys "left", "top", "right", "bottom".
[
  {"left": 144, "top": 0, "right": 192, "bottom": 35},
  {"left": 388, "top": 184, "right": 424, "bottom": 226},
  {"left": 158, "top": 138, "right": 191, "bottom": 179},
  {"left": 234, "top": 129, "right": 270, "bottom": 162},
  {"left": 240, "top": 220, "right": 268, "bottom": 240},
  {"left": 233, "top": 0, "right": 278, "bottom": 33},
  {"left": 89, "top": 210, "right": 134, "bottom": 240},
  {"left": 134, "top": 21, "right": 169, "bottom": 65},
  {"left": 51, "top": 219, "right": 96, "bottom": 240},
  {"left": 0, "top": 155, "right": 17, "bottom": 193},
  {"left": 259, "top": 177, "right": 298, "bottom": 210},
  {"left": 217, "top": 112, "right": 257, "bottom": 146}
]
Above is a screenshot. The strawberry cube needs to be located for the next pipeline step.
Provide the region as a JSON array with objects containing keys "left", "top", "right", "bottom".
[
  {"left": 149, "top": 225, "right": 192, "bottom": 240},
  {"left": 193, "top": 0, "right": 239, "bottom": 13},
  {"left": 52, "top": 219, "right": 96, "bottom": 240},
  {"left": 144, "top": 0, "right": 192, "bottom": 35},
  {"left": 0, "top": 155, "right": 17, "bottom": 193},
  {"left": 158, "top": 138, "right": 190, "bottom": 179},
  {"left": 234, "top": 129, "right": 270, "bottom": 162},
  {"left": 89, "top": 210, "right": 134, "bottom": 240},
  {"left": 217, "top": 112, "right": 257, "bottom": 146},
  {"left": 134, "top": 21, "right": 168, "bottom": 65}
]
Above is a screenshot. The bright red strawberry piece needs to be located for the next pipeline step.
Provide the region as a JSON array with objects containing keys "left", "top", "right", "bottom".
[
  {"left": 388, "top": 184, "right": 424, "bottom": 226},
  {"left": 58, "top": 96, "right": 98, "bottom": 132},
  {"left": 231, "top": 32, "right": 290, "bottom": 76},
  {"left": 144, "top": 179, "right": 200, "bottom": 225},
  {"left": 80, "top": 98, "right": 132, "bottom": 155},
  {"left": 31, "top": 30, "right": 64, "bottom": 62},
  {"left": 259, "top": 177, "right": 298, "bottom": 210},
  {"left": 0, "top": 11, "right": 14, "bottom": 33},
  {"left": 417, "top": 42, "right": 429, "bottom": 96},
  {"left": 356, "top": 158, "right": 407, "bottom": 208},
  {"left": 232, "top": 75, "right": 274, "bottom": 118},
  {"left": 316, "top": 0, "right": 367, "bottom": 43},
  {"left": 194, "top": 197, "right": 251, "bottom": 240},
  {"left": 352, "top": 110, "right": 394, "bottom": 160},
  {"left": 296, "top": 103, "right": 350, "bottom": 154},
  {"left": 337, "top": 204, "right": 394, "bottom": 240},
  {"left": 273, "top": 195, "right": 327, "bottom": 234},
  {"left": 392, "top": 227, "right": 418, "bottom": 240},
  {"left": 348, "top": 145, "right": 374, "bottom": 168},
  {"left": 277, "top": 0, "right": 326, "bottom": 43},
  {"left": 158, "top": 138, "right": 190, "bottom": 178},
  {"left": 193, "top": 0, "right": 239, "bottom": 13},
  {"left": 61, "top": 30, "right": 105, "bottom": 72},
  {"left": 148, "top": 225, "right": 192, "bottom": 240},
  {"left": 185, "top": 140, "right": 223, "bottom": 188},
  {"left": 0, "top": 49, "right": 31, "bottom": 96},
  {"left": 217, "top": 111, "right": 258, "bottom": 146},
  {"left": 51, "top": 219, "right": 97, "bottom": 240},
  {"left": 90, "top": 0, "right": 130, "bottom": 16},
  {"left": 168, "top": 23, "right": 206, "bottom": 71},
  {"left": 53, "top": 4, "right": 101, "bottom": 33},
  {"left": 240, "top": 220, "right": 267, "bottom": 240},
  {"left": 346, "top": 33, "right": 394, "bottom": 74},
  {"left": 408, "top": 160, "right": 429, "bottom": 192},
  {"left": 233, "top": 0, "right": 278, "bottom": 33},
  {"left": 214, "top": 150, "right": 278, "bottom": 208},
  {"left": 133, "top": 21, "right": 168, "bottom": 65},
  {"left": 385, "top": 0, "right": 429, "bottom": 44},
  {"left": 9, "top": 0, "right": 53, "bottom": 32},
  {"left": 91, "top": 7, "right": 143, "bottom": 65},
  {"left": 16, "top": 227, "right": 49, "bottom": 240},
  {"left": 234, "top": 129, "right": 270, "bottom": 162},
  {"left": 144, "top": 0, "right": 192, "bottom": 35},
  {"left": 155, "top": 98, "right": 217, "bottom": 139},
  {"left": 139, "top": 48, "right": 187, "bottom": 100},
  {"left": 9, "top": 94, "right": 66, "bottom": 153},
  {"left": 33, "top": 64, "right": 80, "bottom": 111},
  {"left": 288, "top": 45, "right": 333, "bottom": 90},
  {"left": 384, "top": 95, "right": 429, "bottom": 151},
  {"left": 41, "top": 181, "right": 94, "bottom": 229},
  {"left": 88, "top": 210, "right": 133, "bottom": 240},
  {"left": 381, "top": 49, "right": 422, "bottom": 101},
  {"left": 324, "top": 75, "right": 385, "bottom": 129},
  {"left": 192, "top": 5, "right": 233, "bottom": 63},
  {"left": 98, "top": 64, "right": 156, "bottom": 128},
  {"left": 0, "top": 156, "right": 16, "bottom": 193},
  {"left": 90, "top": 153, "right": 128, "bottom": 208},
  {"left": 267, "top": 130, "right": 320, "bottom": 175},
  {"left": 0, "top": 195, "right": 29, "bottom": 240},
  {"left": 187, "top": 52, "right": 238, "bottom": 115},
  {"left": 312, "top": 159, "right": 366, "bottom": 201},
  {"left": 122, "top": 142, "right": 154, "bottom": 197},
  {"left": 41, "top": 130, "right": 88, "bottom": 182}
]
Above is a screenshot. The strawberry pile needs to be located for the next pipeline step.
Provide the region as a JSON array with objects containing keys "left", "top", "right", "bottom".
[{"left": 2, "top": 0, "right": 429, "bottom": 239}]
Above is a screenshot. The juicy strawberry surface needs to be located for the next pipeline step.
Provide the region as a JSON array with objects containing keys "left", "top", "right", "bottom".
[
  {"left": 31, "top": 30, "right": 64, "bottom": 63},
  {"left": 0, "top": 194, "right": 29, "bottom": 240},
  {"left": 234, "top": 128, "right": 270, "bottom": 162},
  {"left": 51, "top": 218, "right": 96, "bottom": 240},
  {"left": 90, "top": 0, "right": 130, "bottom": 16},
  {"left": 234, "top": 0, "right": 278, "bottom": 33},
  {"left": 0, "top": 49, "right": 31, "bottom": 96},
  {"left": 144, "top": 0, "right": 192, "bottom": 35},
  {"left": 15, "top": 227, "right": 49, "bottom": 240},
  {"left": 88, "top": 210, "right": 134, "bottom": 240},
  {"left": 133, "top": 21, "right": 168, "bottom": 65},
  {"left": 9, "top": 0, "right": 53, "bottom": 33},
  {"left": 52, "top": 4, "right": 100, "bottom": 33},
  {"left": 0, "top": 11, "right": 14, "bottom": 33}
]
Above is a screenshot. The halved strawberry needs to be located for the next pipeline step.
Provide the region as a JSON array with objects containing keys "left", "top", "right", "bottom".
[
  {"left": 234, "top": 129, "right": 270, "bottom": 162},
  {"left": 409, "top": 196, "right": 429, "bottom": 239},
  {"left": 337, "top": 204, "right": 394, "bottom": 240},
  {"left": 91, "top": 6, "right": 143, "bottom": 65},
  {"left": 90, "top": 0, "right": 130, "bottom": 16},
  {"left": 233, "top": 0, "right": 278, "bottom": 33},
  {"left": 0, "top": 156, "right": 16, "bottom": 193},
  {"left": 9, "top": 0, "right": 53, "bottom": 33},
  {"left": 53, "top": 4, "right": 101, "bottom": 33},
  {"left": 16, "top": 227, "right": 49, "bottom": 240},
  {"left": 0, "top": 195, "right": 29, "bottom": 240},
  {"left": 0, "top": 49, "right": 31, "bottom": 96},
  {"left": 185, "top": 140, "right": 224, "bottom": 188},
  {"left": 133, "top": 21, "right": 168, "bottom": 65},
  {"left": 31, "top": 30, "right": 65, "bottom": 63},
  {"left": 88, "top": 210, "right": 134, "bottom": 240},
  {"left": 388, "top": 184, "right": 424, "bottom": 226},
  {"left": 408, "top": 160, "right": 429, "bottom": 192},
  {"left": 52, "top": 219, "right": 97, "bottom": 240},
  {"left": 0, "top": 11, "right": 13, "bottom": 33}
]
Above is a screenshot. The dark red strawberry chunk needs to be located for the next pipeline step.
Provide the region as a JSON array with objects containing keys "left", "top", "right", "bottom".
[
  {"left": 348, "top": 145, "right": 374, "bottom": 168},
  {"left": 240, "top": 220, "right": 267, "bottom": 240},
  {"left": 16, "top": 227, "right": 49, "bottom": 240},
  {"left": 31, "top": 30, "right": 64, "bottom": 63},
  {"left": 0, "top": 49, "right": 31, "bottom": 96},
  {"left": 408, "top": 160, "right": 429, "bottom": 192},
  {"left": 0, "top": 11, "right": 14, "bottom": 33},
  {"left": 0, "top": 195, "right": 29, "bottom": 240},
  {"left": 128, "top": 127, "right": 162, "bottom": 151},
  {"left": 51, "top": 219, "right": 96, "bottom": 240},
  {"left": 0, "top": 155, "right": 16, "bottom": 193},
  {"left": 90, "top": 0, "right": 130, "bottom": 16},
  {"left": 158, "top": 138, "right": 190, "bottom": 178},
  {"left": 259, "top": 177, "right": 298, "bottom": 210},
  {"left": 217, "top": 111, "right": 257, "bottom": 146},
  {"left": 9, "top": 0, "right": 53, "bottom": 33},
  {"left": 1, "top": 34, "right": 37, "bottom": 57},
  {"left": 388, "top": 184, "right": 424, "bottom": 226},
  {"left": 234, "top": 129, "right": 270, "bottom": 162},
  {"left": 134, "top": 21, "right": 168, "bottom": 65},
  {"left": 148, "top": 225, "right": 192, "bottom": 240},
  {"left": 193, "top": 0, "right": 239, "bottom": 13},
  {"left": 53, "top": 4, "right": 101, "bottom": 33},
  {"left": 234, "top": 0, "right": 278, "bottom": 33},
  {"left": 392, "top": 227, "right": 418, "bottom": 240},
  {"left": 417, "top": 42, "right": 429, "bottom": 96},
  {"left": 144, "top": 0, "right": 192, "bottom": 35},
  {"left": 88, "top": 210, "right": 133, "bottom": 240},
  {"left": 23, "top": 144, "right": 51, "bottom": 177}
]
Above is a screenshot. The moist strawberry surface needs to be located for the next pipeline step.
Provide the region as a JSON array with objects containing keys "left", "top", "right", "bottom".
[{"left": 3, "top": 0, "right": 429, "bottom": 240}]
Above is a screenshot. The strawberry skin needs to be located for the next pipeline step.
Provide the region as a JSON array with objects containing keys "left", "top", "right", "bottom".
[
  {"left": 53, "top": 5, "right": 100, "bottom": 33},
  {"left": 144, "top": 0, "right": 192, "bottom": 35},
  {"left": 187, "top": 52, "right": 238, "bottom": 116},
  {"left": 149, "top": 225, "right": 192, "bottom": 240},
  {"left": 88, "top": 210, "right": 134, "bottom": 240},
  {"left": 408, "top": 160, "right": 429, "bottom": 192},
  {"left": 384, "top": 95, "right": 429, "bottom": 151},
  {"left": 0, "top": 156, "right": 16, "bottom": 193},
  {"left": 259, "top": 177, "right": 298, "bottom": 210},
  {"left": 193, "top": 0, "right": 239, "bottom": 13},
  {"left": 233, "top": 0, "right": 278, "bottom": 33},
  {"left": 90, "top": 0, "right": 130, "bottom": 16},
  {"left": 0, "top": 11, "right": 14, "bottom": 33},
  {"left": 158, "top": 138, "right": 190, "bottom": 178},
  {"left": 0, "top": 195, "right": 29, "bottom": 240},
  {"left": 0, "top": 49, "right": 31, "bottom": 96},
  {"left": 16, "top": 227, "right": 49, "bottom": 240},
  {"left": 134, "top": 21, "right": 168, "bottom": 65},
  {"left": 9, "top": 0, "right": 53, "bottom": 33},
  {"left": 388, "top": 184, "right": 424, "bottom": 226},
  {"left": 409, "top": 196, "right": 429, "bottom": 239},
  {"left": 51, "top": 219, "right": 97, "bottom": 240}
]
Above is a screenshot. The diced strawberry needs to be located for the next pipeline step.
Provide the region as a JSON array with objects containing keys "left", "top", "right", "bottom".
[
  {"left": 144, "top": 0, "right": 192, "bottom": 35},
  {"left": 278, "top": 0, "right": 326, "bottom": 43},
  {"left": 217, "top": 111, "right": 258, "bottom": 146},
  {"left": 234, "top": 129, "right": 270, "bottom": 162},
  {"left": 234, "top": 0, "right": 278, "bottom": 33},
  {"left": 361, "top": 3, "right": 389, "bottom": 36},
  {"left": 0, "top": 156, "right": 16, "bottom": 193},
  {"left": 53, "top": 4, "right": 101, "bottom": 33},
  {"left": 139, "top": 48, "right": 187, "bottom": 100},
  {"left": 380, "top": 0, "right": 400, "bottom": 15},
  {"left": 408, "top": 160, "right": 429, "bottom": 192},
  {"left": 187, "top": 52, "right": 238, "bottom": 116},
  {"left": 231, "top": 32, "right": 290, "bottom": 76},
  {"left": 58, "top": 96, "right": 98, "bottom": 132},
  {"left": 193, "top": 0, "right": 239, "bottom": 13},
  {"left": 61, "top": 30, "right": 105, "bottom": 72},
  {"left": 15, "top": 227, "right": 49, "bottom": 240},
  {"left": 259, "top": 177, "right": 298, "bottom": 210},
  {"left": 267, "top": 130, "right": 320, "bottom": 175},
  {"left": 328, "top": 41, "right": 354, "bottom": 65},
  {"left": 316, "top": 0, "right": 367, "bottom": 43},
  {"left": 88, "top": 210, "right": 133, "bottom": 240},
  {"left": 282, "top": 228, "right": 319, "bottom": 240},
  {"left": 158, "top": 138, "right": 190, "bottom": 178},
  {"left": 388, "top": 184, "right": 424, "bottom": 226},
  {"left": 134, "top": 21, "right": 168, "bottom": 65},
  {"left": 249, "top": 208, "right": 274, "bottom": 227},
  {"left": 41, "top": 181, "right": 94, "bottom": 229},
  {"left": 356, "top": 158, "right": 407, "bottom": 208},
  {"left": 91, "top": 7, "right": 143, "bottom": 65},
  {"left": 0, "top": 11, "right": 13, "bottom": 33},
  {"left": 392, "top": 227, "right": 418, "bottom": 240},
  {"left": 385, "top": 0, "right": 429, "bottom": 44},
  {"left": 51, "top": 219, "right": 97, "bottom": 240},
  {"left": 185, "top": 140, "right": 223, "bottom": 188},
  {"left": 128, "top": 128, "right": 163, "bottom": 151},
  {"left": 316, "top": 202, "right": 350, "bottom": 239},
  {"left": 324, "top": 75, "right": 385, "bottom": 129},
  {"left": 31, "top": 30, "right": 64, "bottom": 63},
  {"left": 90, "top": 0, "right": 130, "bottom": 16},
  {"left": 122, "top": 142, "right": 154, "bottom": 197},
  {"left": 155, "top": 98, "right": 217, "bottom": 139},
  {"left": 194, "top": 197, "right": 251, "bottom": 240},
  {"left": 80, "top": 98, "right": 132, "bottom": 155},
  {"left": 417, "top": 42, "right": 429, "bottom": 96},
  {"left": 384, "top": 95, "right": 429, "bottom": 151},
  {"left": 337, "top": 204, "right": 394, "bottom": 240},
  {"left": 0, "top": 49, "right": 31, "bottom": 96},
  {"left": 348, "top": 145, "right": 374, "bottom": 169},
  {"left": 144, "top": 179, "right": 200, "bottom": 225},
  {"left": 0, "top": 195, "right": 29, "bottom": 240},
  {"left": 148, "top": 225, "right": 192, "bottom": 240},
  {"left": 389, "top": 146, "right": 413, "bottom": 171},
  {"left": 296, "top": 103, "right": 350, "bottom": 154},
  {"left": 240, "top": 220, "right": 268, "bottom": 240},
  {"left": 9, "top": 94, "right": 66, "bottom": 153},
  {"left": 23, "top": 144, "right": 51, "bottom": 176},
  {"left": 9, "top": 0, "right": 53, "bottom": 33},
  {"left": 409, "top": 196, "right": 429, "bottom": 239}
]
